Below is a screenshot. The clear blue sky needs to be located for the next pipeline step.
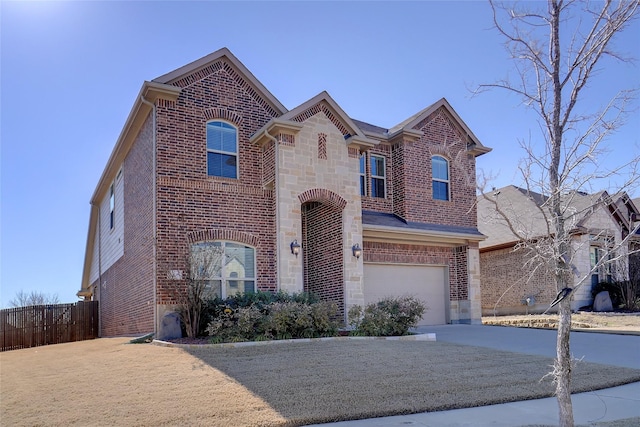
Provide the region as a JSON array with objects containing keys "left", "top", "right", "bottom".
[{"left": 1, "top": 1, "right": 638, "bottom": 307}]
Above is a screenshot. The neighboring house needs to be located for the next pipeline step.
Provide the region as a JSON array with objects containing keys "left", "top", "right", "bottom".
[
  {"left": 77, "top": 48, "right": 491, "bottom": 337},
  {"left": 478, "top": 185, "right": 640, "bottom": 315}
]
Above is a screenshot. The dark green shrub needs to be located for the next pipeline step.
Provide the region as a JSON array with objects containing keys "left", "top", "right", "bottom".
[
  {"left": 348, "top": 296, "right": 426, "bottom": 336},
  {"left": 205, "top": 292, "right": 339, "bottom": 343}
]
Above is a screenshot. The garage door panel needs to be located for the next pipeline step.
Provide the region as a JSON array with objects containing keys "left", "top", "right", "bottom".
[{"left": 363, "top": 264, "right": 447, "bottom": 326}]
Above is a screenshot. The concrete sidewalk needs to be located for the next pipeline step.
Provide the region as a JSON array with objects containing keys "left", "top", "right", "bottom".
[{"left": 309, "top": 325, "right": 640, "bottom": 427}]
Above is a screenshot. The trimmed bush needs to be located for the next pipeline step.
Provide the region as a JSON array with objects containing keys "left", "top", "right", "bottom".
[
  {"left": 348, "top": 296, "right": 426, "bottom": 336},
  {"left": 205, "top": 292, "right": 339, "bottom": 343}
]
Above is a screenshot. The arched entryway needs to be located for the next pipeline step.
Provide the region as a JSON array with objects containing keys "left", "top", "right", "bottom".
[{"left": 299, "top": 189, "right": 346, "bottom": 319}]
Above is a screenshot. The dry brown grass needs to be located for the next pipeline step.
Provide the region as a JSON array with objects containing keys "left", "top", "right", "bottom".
[{"left": 2, "top": 337, "right": 640, "bottom": 426}]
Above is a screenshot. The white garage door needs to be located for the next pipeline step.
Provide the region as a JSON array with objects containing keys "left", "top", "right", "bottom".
[{"left": 363, "top": 263, "right": 447, "bottom": 326}]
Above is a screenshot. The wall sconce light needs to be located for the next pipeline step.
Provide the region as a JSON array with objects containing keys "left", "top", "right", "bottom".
[
  {"left": 290, "top": 239, "right": 301, "bottom": 257},
  {"left": 352, "top": 243, "right": 362, "bottom": 259}
]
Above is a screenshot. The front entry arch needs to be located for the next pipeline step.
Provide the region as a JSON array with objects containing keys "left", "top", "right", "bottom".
[{"left": 301, "top": 199, "right": 345, "bottom": 319}]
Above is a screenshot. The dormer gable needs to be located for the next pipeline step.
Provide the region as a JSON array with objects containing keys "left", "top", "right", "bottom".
[
  {"left": 390, "top": 98, "right": 491, "bottom": 157},
  {"left": 251, "top": 91, "right": 377, "bottom": 152},
  {"left": 153, "top": 47, "right": 287, "bottom": 118}
]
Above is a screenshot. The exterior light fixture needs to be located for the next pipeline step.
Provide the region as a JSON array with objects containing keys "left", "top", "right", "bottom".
[
  {"left": 352, "top": 243, "right": 362, "bottom": 259},
  {"left": 290, "top": 240, "right": 301, "bottom": 257}
]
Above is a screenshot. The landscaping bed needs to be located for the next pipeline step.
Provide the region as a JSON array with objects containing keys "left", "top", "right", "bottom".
[{"left": 482, "top": 312, "right": 640, "bottom": 333}]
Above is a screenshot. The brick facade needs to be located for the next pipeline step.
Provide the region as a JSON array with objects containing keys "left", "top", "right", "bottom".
[
  {"left": 81, "top": 48, "right": 490, "bottom": 336},
  {"left": 94, "top": 116, "right": 156, "bottom": 336}
]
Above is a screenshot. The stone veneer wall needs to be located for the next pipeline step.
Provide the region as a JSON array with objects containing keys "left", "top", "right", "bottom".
[{"left": 276, "top": 109, "right": 364, "bottom": 317}]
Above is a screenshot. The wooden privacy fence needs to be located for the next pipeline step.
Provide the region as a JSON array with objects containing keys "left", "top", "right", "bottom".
[{"left": 1, "top": 301, "right": 99, "bottom": 352}]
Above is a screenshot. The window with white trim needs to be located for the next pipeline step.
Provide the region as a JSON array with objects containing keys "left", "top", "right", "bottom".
[
  {"left": 370, "top": 155, "right": 386, "bottom": 198},
  {"left": 432, "top": 155, "right": 450, "bottom": 201},
  {"left": 109, "top": 183, "right": 115, "bottom": 230},
  {"left": 206, "top": 121, "right": 238, "bottom": 178},
  {"left": 190, "top": 241, "right": 256, "bottom": 298},
  {"left": 359, "top": 154, "right": 366, "bottom": 196}
]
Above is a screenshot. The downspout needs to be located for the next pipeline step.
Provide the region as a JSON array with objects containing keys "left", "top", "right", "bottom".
[
  {"left": 140, "top": 95, "right": 157, "bottom": 335},
  {"left": 95, "top": 201, "right": 103, "bottom": 335},
  {"left": 261, "top": 129, "right": 280, "bottom": 291}
]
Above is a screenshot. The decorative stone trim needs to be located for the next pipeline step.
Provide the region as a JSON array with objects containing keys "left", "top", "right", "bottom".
[
  {"left": 290, "top": 102, "right": 350, "bottom": 136},
  {"left": 202, "top": 108, "right": 243, "bottom": 124},
  {"left": 157, "top": 99, "right": 176, "bottom": 108},
  {"left": 171, "top": 59, "right": 279, "bottom": 118},
  {"left": 157, "top": 176, "right": 273, "bottom": 197},
  {"left": 186, "top": 229, "right": 260, "bottom": 247},
  {"left": 348, "top": 147, "right": 360, "bottom": 159},
  {"left": 278, "top": 133, "right": 295, "bottom": 146},
  {"left": 318, "top": 133, "right": 327, "bottom": 159},
  {"left": 298, "top": 188, "right": 347, "bottom": 210}
]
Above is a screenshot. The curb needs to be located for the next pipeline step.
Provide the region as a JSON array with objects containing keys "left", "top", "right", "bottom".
[{"left": 152, "top": 332, "right": 437, "bottom": 349}]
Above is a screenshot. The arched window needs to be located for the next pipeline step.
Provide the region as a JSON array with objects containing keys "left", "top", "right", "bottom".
[
  {"left": 432, "top": 155, "right": 450, "bottom": 201},
  {"left": 206, "top": 121, "right": 238, "bottom": 178},
  {"left": 190, "top": 241, "right": 255, "bottom": 298}
]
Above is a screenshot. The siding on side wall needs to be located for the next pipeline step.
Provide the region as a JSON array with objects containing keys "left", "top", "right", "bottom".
[
  {"left": 97, "top": 115, "right": 156, "bottom": 337},
  {"left": 89, "top": 166, "right": 124, "bottom": 283}
]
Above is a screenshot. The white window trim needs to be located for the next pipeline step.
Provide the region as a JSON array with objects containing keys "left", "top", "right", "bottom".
[
  {"left": 206, "top": 120, "right": 239, "bottom": 179},
  {"left": 432, "top": 155, "right": 450, "bottom": 201},
  {"left": 192, "top": 241, "right": 257, "bottom": 298},
  {"left": 109, "top": 183, "right": 115, "bottom": 230},
  {"left": 359, "top": 154, "right": 367, "bottom": 196},
  {"left": 370, "top": 154, "right": 386, "bottom": 199}
]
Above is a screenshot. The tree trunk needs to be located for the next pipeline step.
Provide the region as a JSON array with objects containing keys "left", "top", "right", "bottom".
[{"left": 556, "top": 299, "right": 574, "bottom": 427}]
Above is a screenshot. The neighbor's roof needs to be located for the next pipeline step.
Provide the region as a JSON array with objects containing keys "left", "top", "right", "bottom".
[{"left": 477, "top": 185, "right": 639, "bottom": 250}]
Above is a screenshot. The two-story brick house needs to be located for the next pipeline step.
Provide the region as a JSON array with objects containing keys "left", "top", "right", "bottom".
[{"left": 78, "top": 48, "right": 491, "bottom": 337}]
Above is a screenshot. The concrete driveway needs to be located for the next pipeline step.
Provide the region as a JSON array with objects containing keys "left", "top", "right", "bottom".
[{"left": 421, "top": 324, "right": 640, "bottom": 369}]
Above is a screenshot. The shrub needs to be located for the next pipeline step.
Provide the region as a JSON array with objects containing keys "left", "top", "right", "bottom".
[
  {"left": 348, "top": 296, "right": 426, "bottom": 336},
  {"left": 205, "top": 292, "right": 339, "bottom": 343}
]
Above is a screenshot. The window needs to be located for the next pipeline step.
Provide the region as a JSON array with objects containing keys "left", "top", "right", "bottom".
[
  {"left": 359, "top": 154, "right": 366, "bottom": 196},
  {"left": 432, "top": 156, "right": 450, "bottom": 201},
  {"left": 190, "top": 241, "right": 255, "bottom": 298},
  {"left": 109, "top": 184, "right": 115, "bottom": 230},
  {"left": 206, "top": 121, "right": 238, "bottom": 178},
  {"left": 370, "top": 155, "right": 386, "bottom": 198}
]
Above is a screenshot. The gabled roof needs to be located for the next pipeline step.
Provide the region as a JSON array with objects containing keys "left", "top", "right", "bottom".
[
  {"left": 477, "top": 185, "right": 639, "bottom": 249},
  {"left": 153, "top": 47, "right": 287, "bottom": 116},
  {"left": 251, "top": 91, "right": 378, "bottom": 151},
  {"left": 389, "top": 98, "right": 491, "bottom": 157}
]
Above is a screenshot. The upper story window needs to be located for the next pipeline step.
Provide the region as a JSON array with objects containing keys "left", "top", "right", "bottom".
[
  {"left": 190, "top": 241, "right": 256, "bottom": 298},
  {"left": 370, "top": 155, "right": 386, "bottom": 198},
  {"left": 109, "top": 183, "right": 115, "bottom": 229},
  {"left": 359, "top": 154, "right": 366, "bottom": 196},
  {"left": 206, "top": 121, "right": 238, "bottom": 179},
  {"left": 432, "top": 155, "right": 450, "bottom": 201}
]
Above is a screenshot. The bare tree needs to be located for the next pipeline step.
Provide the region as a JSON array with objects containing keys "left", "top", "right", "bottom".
[
  {"left": 478, "top": 1, "right": 640, "bottom": 425},
  {"left": 9, "top": 290, "right": 60, "bottom": 307},
  {"left": 168, "top": 243, "right": 224, "bottom": 338}
]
